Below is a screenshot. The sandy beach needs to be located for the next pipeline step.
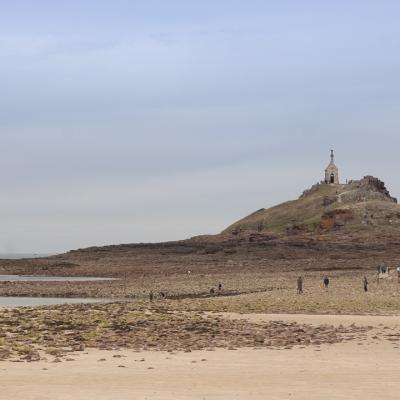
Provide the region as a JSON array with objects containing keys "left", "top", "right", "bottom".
[
  {"left": 3, "top": 1, "right": 400, "bottom": 398},
  {"left": 2, "top": 313, "right": 400, "bottom": 400}
]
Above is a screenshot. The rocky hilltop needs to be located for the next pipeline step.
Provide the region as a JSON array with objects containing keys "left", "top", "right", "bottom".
[{"left": 223, "top": 176, "right": 400, "bottom": 237}]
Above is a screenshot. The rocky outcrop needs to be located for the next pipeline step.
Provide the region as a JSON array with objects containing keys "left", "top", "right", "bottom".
[
  {"left": 320, "top": 209, "right": 355, "bottom": 230},
  {"left": 342, "top": 176, "right": 397, "bottom": 204}
]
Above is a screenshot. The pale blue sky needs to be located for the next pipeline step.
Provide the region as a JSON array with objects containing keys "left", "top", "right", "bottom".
[{"left": 1, "top": 1, "right": 400, "bottom": 253}]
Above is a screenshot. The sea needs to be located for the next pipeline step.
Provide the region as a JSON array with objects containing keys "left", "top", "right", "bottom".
[{"left": 0, "top": 253, "right": 53, "bottom": 260}]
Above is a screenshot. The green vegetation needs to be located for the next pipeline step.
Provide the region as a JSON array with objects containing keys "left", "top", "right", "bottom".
[
  {"left": 223, "top": 181, "right": 400, "bottom": 235},
  {"left": 223, "top": 184, "right": 345, "bottom": 234}
]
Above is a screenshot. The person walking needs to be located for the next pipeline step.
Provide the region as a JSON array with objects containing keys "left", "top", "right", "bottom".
[
  {"left": 363, "top": 276, "right": 368, "bottom": 292},
  {"left": 323, "top": 276, "right": 330, "bottom": 290},
  {"left": 382, "top": 263, "right": 387, "bottom": 274},
  {"left": 297, "top": 276, "right": 303, "bottom": 294}
]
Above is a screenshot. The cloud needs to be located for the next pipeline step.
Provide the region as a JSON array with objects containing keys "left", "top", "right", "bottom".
[{"left": 1, "top": 2, "right": 400, "bottom": 252}]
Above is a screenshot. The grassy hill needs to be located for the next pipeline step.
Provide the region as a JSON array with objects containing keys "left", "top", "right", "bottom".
[{"left": 223, "top": 176, "right": 400, "bottom": 236}]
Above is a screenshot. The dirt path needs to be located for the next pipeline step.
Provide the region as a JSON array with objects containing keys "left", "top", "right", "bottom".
[
  {"left": 222, "top": 312, "right": 400, "bottom": 328},
  {"left": 1, "top": 314, "right": 400, "bottom": 400}
]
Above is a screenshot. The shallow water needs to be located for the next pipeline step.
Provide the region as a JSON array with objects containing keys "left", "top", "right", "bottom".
[
  {"left": 0, "top": 253, "right": 52, "bottom": 259},
  {"left": 0, "top": 297, "right": 108, "bottom": 307},
  {"left": 0, "top": 275, "right": 117, "bottom": 282}
]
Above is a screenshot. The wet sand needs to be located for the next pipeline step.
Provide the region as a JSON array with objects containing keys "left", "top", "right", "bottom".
[
  {"left": 224, "top": 312, "right": 400, "bottom": 328},
  {"left": 2, "top": 314, "right": 400, "bottom": 400}
]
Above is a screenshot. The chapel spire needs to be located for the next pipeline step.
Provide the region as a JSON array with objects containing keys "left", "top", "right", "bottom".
[{"left": 325, "top": 150, "right": 339, "bottom": 184}]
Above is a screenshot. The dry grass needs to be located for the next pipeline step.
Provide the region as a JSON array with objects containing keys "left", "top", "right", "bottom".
[
  {"left": 1, "top": 269, "right": 400, "bottom": 315},
  {"left": 166, "top": 272, "right": 400, "bottom": 315}
]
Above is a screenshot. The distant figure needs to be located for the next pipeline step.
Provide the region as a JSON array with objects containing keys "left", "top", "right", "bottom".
[
  {"left": 218, "top": 282, "right": 222, "bottom": 292},
  {"left": 210, "top": 288, "right": 215, "bottom": 295},
  {"left": 187, "top": 270, "right": 191, "bottom": 275},
  {"left": 397, "top": 266, "right": 400, "bottom": 283},
  {"left": 377, "top": 264, "right": 383, "bottom": 284},
  {"left": 382, "top": 263, "right": 387, "bottom": 274},
  {"left": 160, "top": 292, "right": 166, "bottom": 299},
  {"left": 149, "top": 291, "right": 154, "bottom": 302},
  {"left": 323, "top": 276, "right": 330, "bottom": 289},
  {"left": 363, "top": 276, "right": 368, "bottom": 292},
  {"left": 297, "top": 276, "right": 303, "bottom": 294}
]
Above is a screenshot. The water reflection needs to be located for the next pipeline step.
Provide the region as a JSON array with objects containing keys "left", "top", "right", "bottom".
[
  {"left": 0, "top": 275, "right": 117, "bottom": 282},
  {"left": 0, "top": 297, "right": 108, "bottom": 307}
]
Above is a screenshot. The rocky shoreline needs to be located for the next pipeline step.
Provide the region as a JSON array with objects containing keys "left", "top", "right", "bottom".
[{"left": 0, "top": 302, "right": 371, "bottom": 362}]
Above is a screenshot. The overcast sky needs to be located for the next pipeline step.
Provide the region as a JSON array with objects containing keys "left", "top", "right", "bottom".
[{"left": 1, "top": 1, "right": 400, "bottom": 253}]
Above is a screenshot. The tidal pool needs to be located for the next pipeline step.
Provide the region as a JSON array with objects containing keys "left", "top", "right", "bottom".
[
  {"left": 0, "top": 275, "right": 117, "bottom": 282},
  {"left": 0, "top": 297, "right": 109, "bottom": 307}
]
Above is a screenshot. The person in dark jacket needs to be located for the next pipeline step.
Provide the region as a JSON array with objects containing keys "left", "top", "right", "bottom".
[
  {"left": 297, "top": 276, "right": 303, "bottom": 294},
  {"left": 323, "top": 276, "right": 330, "bottom": 289},
  {"left": 363, "top": 276, "right": 368, "bottom": 292}
]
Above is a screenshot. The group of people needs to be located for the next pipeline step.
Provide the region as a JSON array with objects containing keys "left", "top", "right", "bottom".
[
  {"left": 210, "top": 282, "right": 223, "bottom": 295},
  {"left": 148, "top": 290, "right": 167, "bottom": 302},
  {"left": 149, "top": 266, "right": 400, "bottom": 302},
  {"left": 377, "top": 263, "right": 400, "bottom": 276},
  {"left": 377, "top": 263, "right": 389, "bottom": 274},
  {"left": 296, "top": 263, "right": 400, "bottom": 295},
  {"left": 377, "top": 263, "right": 400, "bottom": 283},
  {"left": 296, "top": 274, "right": 372, "bottom": 294},
  {"left": 149, "top": 282, "right": 224, "bottom": 301}
]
